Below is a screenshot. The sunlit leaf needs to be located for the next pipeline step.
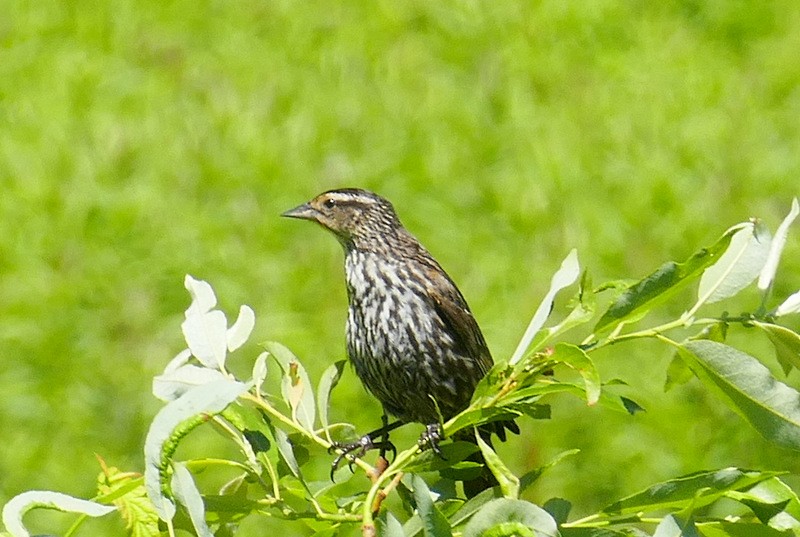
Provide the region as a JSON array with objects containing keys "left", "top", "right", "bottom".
[
  {"left": 252, "top": 352, "right": 268, "bottom": 396},
  {"left": 317, "top": 360, "right": 345, "bottom": 442},
  {"left": 171, "top": 463, "right": 213, "bottom": 537},
  {"left": 184, "top": 275, "right": 217, "bottom": 317},
  {"left": 2, "top": 491, "right": 116, "bottom": 537},
  {"left": 679, "top": 340, "right": 800, "bottom": 450},
  {"left": 411, "top": 474, "right": 453, "bottom": 537},
  {"left": 776, "top": 290, "right": 800, "bottom": 317},
  {"left": 274, "top": 427, "right": 301, "bottom": 479},
  {"left": 758, "top": 197, "right": 799, "bottom": 291},
  {"left": 698, "top": 221, "right": 771, "bottom": 304},
  {"left": 265, "top": 341, "right": 316, "bottom": 431},
  {"left": 182, "top": 310, "right": 228, "bottom": 370},
  {"left": 152, "top": 364, "right": 227, "bottom": 402},
  {"left": 595, "top": 228, "right": 735, "bottom": 333},
  {"left": 144, "top": 379, "right": 247, "bottom": 520},
  {"left": 227, "top": 305, "right": 255, "bottom": 352},
  {"left": 510, "top": 249, "right": 580, "bottom": 364}
]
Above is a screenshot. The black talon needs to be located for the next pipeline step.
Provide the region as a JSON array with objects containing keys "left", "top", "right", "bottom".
[
  {"left": 327, "top": 417, "right": 405, "bottom": 481},
  {"left": 418, "top": 423, "right": 447, "bottom": 460}
]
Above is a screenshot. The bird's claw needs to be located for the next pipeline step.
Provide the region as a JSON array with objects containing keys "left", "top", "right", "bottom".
[
  {"left": 418, "top": 423, "right": 447, "bottom": 460},
  {"left": 328, "top": 435, "right": 397, "bottom": 481}
]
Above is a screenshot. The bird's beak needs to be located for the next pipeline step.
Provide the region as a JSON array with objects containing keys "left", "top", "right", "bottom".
[{"left": 281, "top": 202, "right": 319, "bottom": 221}]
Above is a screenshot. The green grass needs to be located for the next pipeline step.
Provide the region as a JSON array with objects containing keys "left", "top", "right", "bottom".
[{"left": 1, "top": 0, "right": 799, "bottom": 533}]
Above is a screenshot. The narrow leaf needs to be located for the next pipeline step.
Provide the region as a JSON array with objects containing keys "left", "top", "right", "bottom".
[
  {"left": 776, "top": 290, "right": 800, "bottom": 316},
  {"left": 510, "top": 249, "right": 580, "bottom": 364},
  {"left": 171, "top": 463, "right": 213, "bottom": 537},
  {"left": 227, "top": 305, "right": 255, "bottom": 352},
  {"left": 698, "top": 221, "right": 772, "bottom": 304},
  {"left": 475, "top": 431, "right": 519, "bottom": 499},
  {"left": 317, "top": 360, "right": 345, "bottom": 442},
  {"left": 759, "top": 197, "right": 799, "bottom": 291},
  {"left": 274, "top": 427, "right": 301, "bottom": 479},
  {"left": 184, "top": 275, "right": 217, "bottom": 317},
  {"left": 411, "top": 474, "right": 453, "bottom": 537},
  {"left": 602, "top": 467, "right": 780, "bottom": 515},
  {"left": 680, "top": 340, "right": 800, "bottom": 450},
  {"left": 595, "top": 228, "right": 735, "bottom": 333},
  {"left": 753, "top": 322, "right": 800, "bottom": 376},
  {"left": 552, "top": 343, "right": 601, "bottom": 405},
  {"left": 182, "top": 310, "right": 228, "bottom": 370},
  {"left": 144, "top": 379, "right": 247, "bottom": 520},
  {"left": 252, "top": 351, "right": 268, "bottom": 395},
  {"left": 528, "top": 277, "right": 596, "bottom": 354},
  {"left": 463, "top": 498, "right": 559, "bottom": 537},
  {"left": 266, "top": 341, "right": 316, "bottom": 431},
  {"left": 2, "top": 492, "right": 116, "bottom": 537}
]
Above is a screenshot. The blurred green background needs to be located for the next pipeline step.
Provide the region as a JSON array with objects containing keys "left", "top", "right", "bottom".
[{"left": 2, "top": 0, "right": 799, "bottom": 534}]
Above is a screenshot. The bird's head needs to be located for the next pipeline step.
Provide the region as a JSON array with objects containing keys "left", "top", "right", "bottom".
[{"left": 282, "top": 188, "right": 402, "bottom": 249}]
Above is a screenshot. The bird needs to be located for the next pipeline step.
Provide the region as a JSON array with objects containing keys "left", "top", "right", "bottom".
[{"left": 282, "top": 188, "right": 517, "bottom": 494}]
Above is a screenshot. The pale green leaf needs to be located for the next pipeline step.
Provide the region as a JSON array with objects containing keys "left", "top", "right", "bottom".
[{"left": 680, "top": 340, "right": 800, "bottom": 450}]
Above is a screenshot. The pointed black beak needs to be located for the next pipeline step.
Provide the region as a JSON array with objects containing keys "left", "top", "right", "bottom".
[{"left": 281, "top": 202, "right": 319, "bottom": 221}]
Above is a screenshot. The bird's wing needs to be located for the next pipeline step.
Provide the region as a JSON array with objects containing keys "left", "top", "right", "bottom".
[{"left": 422, "top": 264, "right": 494, "bottom": 376}]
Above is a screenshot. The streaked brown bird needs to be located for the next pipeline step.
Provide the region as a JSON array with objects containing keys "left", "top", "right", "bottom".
[{"left": 282, "top": 188, "right": 517, "bottom": 493}]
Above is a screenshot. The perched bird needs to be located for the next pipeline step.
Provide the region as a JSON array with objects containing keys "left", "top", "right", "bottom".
[{"left": 282, "top": 188, "right": 517, "bottom": 493}]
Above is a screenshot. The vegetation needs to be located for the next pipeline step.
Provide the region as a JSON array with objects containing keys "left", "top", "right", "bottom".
[{"left": 1, "top": 1, "right": 799, "bottom": 536}]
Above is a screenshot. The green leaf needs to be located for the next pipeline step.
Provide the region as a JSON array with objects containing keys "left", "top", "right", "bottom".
[
  {"left": 274, "top": 427, "right": 301, "bottom": 479},
  {"left": 265, "top": 341, "right": 316, "bottom": 431},
  {"left": 664, "top": 355, "right": 694, "bottom": 392},
  {"left": 316, "top": 360, "right": 345, "bottom": 442},
  {"left": 753, "top": 322, "right": 800, "bottom": 376},
  {"left": 726, "top": 476, "right": 800, "bottom": 531},
  {"left": 698, "top": 221, "right": 771, "bottom": 305},
  {"left": 696, "top": 521, "right": 790, "bottom": 537},
  {"left": 412, "top": 474, "right": 453, "bottom": 537},
  {"left": 475, "top": 431, "right": 519, "bottom": 499},
  {"left": 448, "top": 488, "right": 501, "bottom": 529},
  {"left": 602, "top": 467, "right": 781, "bottom": 516},
  {"left": 595, "top": 227, "right": 735, "bottom": 333},
  {"left": 679, "top": 340, "right": 800, "bottom": 450},
  {"left": 463, "top": 498, "right": 559, "bottom": 537},
  {"left": 653, "top": 515, "right": 698, "bottom": 537},
  {"left": 665, "top": 322, "right": 728, "bottom": 392},
  {"left": 552, "top": 343, "right": 601, "bottom": 405},
  {"left": 510, "top": 249, "right": 581, "bottom": 364},
  {"left": 527, "top": 270, "right": 597, "bottom": 354},
  {"left": 382, "top": 511, "right": 406, "bottom": 537}
]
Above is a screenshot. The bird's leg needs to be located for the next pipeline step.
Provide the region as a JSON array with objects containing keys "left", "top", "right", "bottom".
[
  {"left": 328, "top": 416, "right": 402, "bottom": 480},
  {"left": 417, "top": 423, "right": 446, "bottom": 459}
]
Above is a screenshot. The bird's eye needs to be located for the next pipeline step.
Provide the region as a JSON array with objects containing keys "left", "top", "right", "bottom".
[{"left": 323, "top": 198, "right": 336, "bottom": 209}]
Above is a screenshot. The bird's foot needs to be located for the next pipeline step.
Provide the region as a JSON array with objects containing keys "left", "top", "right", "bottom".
[
  {"left": 328, "top": 435, "right": 397, "bottom": 481},
  {"left": 417, "top": 423, "right": 446, "bottom": 459}
]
